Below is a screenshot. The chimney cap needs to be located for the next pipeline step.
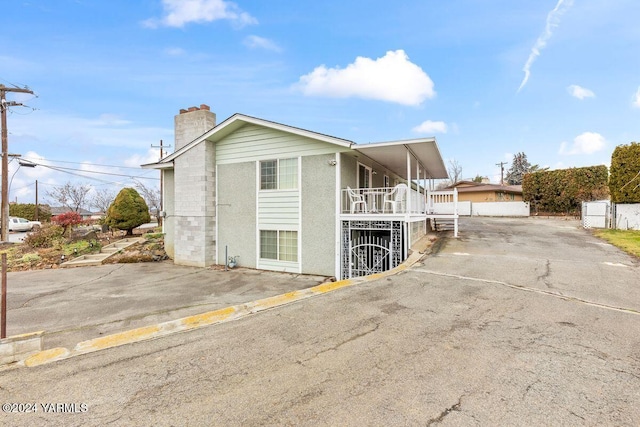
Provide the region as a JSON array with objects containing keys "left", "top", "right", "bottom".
[{"left": 179, "top": 104, "right": 212, "bottom": 114}]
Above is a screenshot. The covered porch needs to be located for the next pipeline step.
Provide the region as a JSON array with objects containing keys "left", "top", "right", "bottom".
[{"left": 337, "top": 138, "right": 457, "bottom": 279}]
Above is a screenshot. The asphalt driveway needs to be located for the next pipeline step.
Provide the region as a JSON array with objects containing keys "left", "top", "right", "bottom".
[
  {"left": 1, "top": 217, "right": 639, "bottom": 425},
  {"left": 5, "top": 263, "right": 327, "bottom": 349},
  {"left": 4, "top": 216, "right": 639, "bottom": 362},
  {"left": 419, "top": 216, "right": 640, "bottom": 314}
]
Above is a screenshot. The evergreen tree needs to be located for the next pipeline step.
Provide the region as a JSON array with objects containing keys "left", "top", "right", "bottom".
[
  {"left": 105, "top": 188, "right": 151, "bottom": 235},
  {"left": 609, "top": 142, "right": 640, "bottom": 203},
  {"left": 505, "top": 152, "right": 543, "bottom": 185}
]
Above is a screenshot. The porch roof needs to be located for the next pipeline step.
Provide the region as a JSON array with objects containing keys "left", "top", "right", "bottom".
[{"left": 353, "top": 138, "right": 449, "bottom": 180}]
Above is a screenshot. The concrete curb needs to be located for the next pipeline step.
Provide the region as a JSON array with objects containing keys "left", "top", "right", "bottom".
[{"left": 16, "top": 236, "right": 434, "bottom": 369}]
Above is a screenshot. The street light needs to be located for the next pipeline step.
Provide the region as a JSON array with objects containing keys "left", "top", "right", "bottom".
[{"left": 8, "top": 158, "right": 37, "bottom": 201}]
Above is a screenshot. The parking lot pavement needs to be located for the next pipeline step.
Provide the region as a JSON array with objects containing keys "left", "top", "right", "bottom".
[
  {"left": 419, "top": 216, "right": 640, "bottom": 313},
  {"left": 5, "top": 262, "right": 327, "bottom": 349}
]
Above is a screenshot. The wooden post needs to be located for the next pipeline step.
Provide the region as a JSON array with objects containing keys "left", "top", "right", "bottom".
[{"left": 2, "top": 252, "right": 7, "bottom": 338}]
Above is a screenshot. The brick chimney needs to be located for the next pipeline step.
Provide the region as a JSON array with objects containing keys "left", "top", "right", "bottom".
[{"left": 174, "top": 104, "right": 216, "bottom": 151}]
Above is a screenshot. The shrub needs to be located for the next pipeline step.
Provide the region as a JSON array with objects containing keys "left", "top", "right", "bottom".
[
  {"left": 23, "top": 224, "right": 65, "bottom": 248},
  {"left": 105, "top": 188, "right": 151, "bottom": 235},
  {"left": 523, "top": 165, "right": 609, "bottom": 214},
  {"left": 609, "top": 142, "right": 640, "bottom": 203},
  {"left": 52, "top": 212, "right": 83, "bottom": 236},
  {"left": 9, "top": 203, "right": 52, "bottom": 222},
  {"left": 20, "top": 253, "right": 41, "bottom": 264}
]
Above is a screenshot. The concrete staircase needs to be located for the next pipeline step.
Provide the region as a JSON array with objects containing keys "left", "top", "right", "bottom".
[{"left": 61, "top": 237, "right": 144, "bottom": 268}]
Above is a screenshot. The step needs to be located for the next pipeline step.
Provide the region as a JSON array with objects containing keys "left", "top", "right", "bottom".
[{"left": 60, "top": 237, "right": 144, "bottom": 268}]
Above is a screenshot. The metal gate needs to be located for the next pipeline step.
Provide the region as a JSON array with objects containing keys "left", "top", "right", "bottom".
[
  {"left": 581, "top": 201, "right": 610, "bottom": 229},
  {"left": 350, "top": 235, "right": 391, "bottom": 277},
  {"left": 341, "top": 220, "right": 404, "bottom": 279}
]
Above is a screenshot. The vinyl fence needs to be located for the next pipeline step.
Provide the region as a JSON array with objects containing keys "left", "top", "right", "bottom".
[{"left": 612, "top": 203, "right": 640, "bottom": 230}]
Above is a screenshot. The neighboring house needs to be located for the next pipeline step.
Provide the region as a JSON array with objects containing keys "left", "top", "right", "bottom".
[
  {"left": 448, "top": 181, "right": 523, "bottom": 203},
  {"left": 143, "top": 105, "right": 451, "bottom": 279},
  {"left": 49, "top": 207, "right": 94, "bottom": 220}
]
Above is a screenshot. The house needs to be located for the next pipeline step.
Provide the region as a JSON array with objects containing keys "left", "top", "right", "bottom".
[
  {"left": 142, "top": 105, "right": 453, "bottom": 279},
  {"left": 48, "top": 206, "right": 95, "bottom": 220},
  {"left": 448, "top": 181, "right": 523, "bottom": 203}
]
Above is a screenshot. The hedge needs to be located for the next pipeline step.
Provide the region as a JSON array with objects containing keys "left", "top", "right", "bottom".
[
  {"left": 8, "top": 203, "right": 52, "bottom": 222},
  {"left": 609, "top": 142, "right": 640, "bottom": 203},
  {"left": 522, "top": 165, "right": 609, "bottom": 214}
]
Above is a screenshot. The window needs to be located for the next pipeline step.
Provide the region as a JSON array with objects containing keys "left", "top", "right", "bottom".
[
  {"left": 260, "top": 158, "right": 298, "bottom": 190},
  {"left": 260, "top": 230, "right": 298, "bottom": 262},
  {"left": 260, "top": 230, "right": 278, "bottom": 259},
  {"left": 260, "top": 160, "right": 277, "bottom": 190}
]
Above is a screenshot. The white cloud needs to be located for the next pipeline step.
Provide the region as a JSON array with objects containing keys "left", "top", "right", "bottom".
[
  {"left": 125, "top": 148, "right": 162, "bottom": 167},
  {"left": 559, "top": 132, "right": 606, "bottom": 155},
  {"left": 296, "top": 50, "right": 435, "bottom": 106},
  {"left": 412, "top": 120, "right": 448, "bottom": 134},
  {"left": 517, "top": 0, "right": 574, "bottom": 93},
  {"left": 243, "top": 35, "right": 282, "bottom": 52},
  {"left": 633, "top": 87, "right": 640, "bottom": 108},
  {"left": 567, "top": 84, "right": 595, "bottom": 100},
  {"left": 143, "top": 0, "right": 257, "bottom": 29}
]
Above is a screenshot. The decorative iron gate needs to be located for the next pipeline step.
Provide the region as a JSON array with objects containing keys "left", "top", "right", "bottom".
[{"left": 341, "top": 220, "right": 403, "bottom": 279}]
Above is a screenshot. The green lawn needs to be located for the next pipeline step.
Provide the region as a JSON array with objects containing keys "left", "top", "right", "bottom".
[{"left": 593, "top": 229, "right": 640, "bottom": 258}]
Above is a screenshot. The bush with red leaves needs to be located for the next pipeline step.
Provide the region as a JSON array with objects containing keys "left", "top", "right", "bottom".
[{"left": 52, "top": 211, "right": 83, "bottom": 236}]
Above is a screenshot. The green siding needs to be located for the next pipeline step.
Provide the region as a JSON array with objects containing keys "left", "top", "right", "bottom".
[
  {"left": 217, "top": 123, "right": 350, "bottom": 164},
  {"left": 258, "top": 191, "right": 299, "bottom": 230}
]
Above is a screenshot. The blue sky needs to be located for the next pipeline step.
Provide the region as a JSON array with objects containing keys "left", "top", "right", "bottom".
[{"left": 3, "top": 0, "right": 640, "bottom": 205}]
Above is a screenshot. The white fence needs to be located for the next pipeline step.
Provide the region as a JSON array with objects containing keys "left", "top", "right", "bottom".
[
  {"left": 454, "top": 201, "right": 530, "bottom": 217},
  {"left": 613, "top": 203, "right": 640, "bottom": 230},
  {"left": 582, "top": 201, "right": 610, "bottom": 229}
]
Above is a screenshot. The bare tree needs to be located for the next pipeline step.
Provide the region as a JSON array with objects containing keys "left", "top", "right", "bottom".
[
  {"left": 134, "top": 180, "right": 161, "bottom": 226},
  {"left": 46, "top": 181, "right": 92, "bottom": 213},
  {"left": 448, "top": 159, "right": 463, "bottom": 185},
  {"left": 91, "top": 188, "right": 117, "bottom": 213}
]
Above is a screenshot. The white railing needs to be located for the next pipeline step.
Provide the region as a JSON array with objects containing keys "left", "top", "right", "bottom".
[
  {"left": 426, "top": 188, "right": 458, "bottom": 215},
  {"left": 341, "top": 186, "right": 428, "bottom": 215}
]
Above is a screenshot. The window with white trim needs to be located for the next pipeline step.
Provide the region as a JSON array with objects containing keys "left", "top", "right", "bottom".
[
  {"left": 260, "top": 158, "right": 298, "bottom": 190},
  {"left": 260, "top": 230, "right": 298, "bottom": 262}
]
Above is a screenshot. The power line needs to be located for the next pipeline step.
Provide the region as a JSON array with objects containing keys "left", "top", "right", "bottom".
[
  {"left": 22, "top": 157, "right": 158, "bottom": 171},
  {"left": 37, "top": 163, "right": 159, "bottom": 180}
]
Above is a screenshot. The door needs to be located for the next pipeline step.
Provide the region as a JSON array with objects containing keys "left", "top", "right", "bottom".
[{"left": 358, "top": 163, "right": 372, "bottom": 189}]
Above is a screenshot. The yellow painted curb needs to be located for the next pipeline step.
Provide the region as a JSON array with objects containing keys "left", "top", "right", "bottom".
[
  {"left": 251, "top": 290, "right": 304, "bottom": 311},
  {"left": 310, "top": 279, "right": 354, "bottom": 294},
  {"left": 24, "top": 347, "right": 70, "bottom": 367},
  {"left": 181, "top": 306, "right": 237, "bottom": 329},
  {"left": 75, "top": 324, "right": 161, "bottom": 353}
]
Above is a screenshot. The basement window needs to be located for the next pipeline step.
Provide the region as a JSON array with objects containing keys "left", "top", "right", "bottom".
[{"left": 260, "top": 230, "right": 298, "bottom": 262}]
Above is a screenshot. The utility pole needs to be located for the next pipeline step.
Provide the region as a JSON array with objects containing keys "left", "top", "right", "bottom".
[
  {"left": 35, "top": 179, "right": 39, "bottom": 221},
  {"left": 1, "top": 84, "right": 34, "bottom": 242},
  {"left": 496, "top": 161, "right": 507, "bottom": 186},
  {"left": 151, "top": 140, "right": 171, "bottom": 227}
]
